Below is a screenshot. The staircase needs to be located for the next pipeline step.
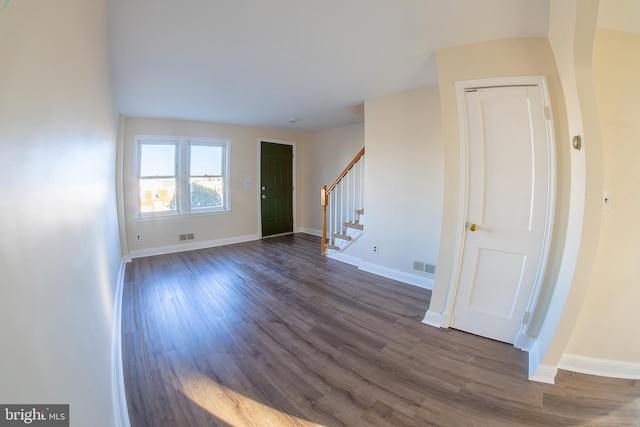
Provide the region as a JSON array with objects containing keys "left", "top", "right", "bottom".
[
  {"left": 321, "top": 148, "right": 365, "bottom": 255},
  {"left": 325, "top": 208, "right": 365, "bottom": 252}
]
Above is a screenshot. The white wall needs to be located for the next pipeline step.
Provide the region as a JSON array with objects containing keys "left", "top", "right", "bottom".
[
  {"left": 122, "top": 117, "right": 302, "bottom": 256},
  {"left": 0, "top": 1, "right": 122, "bottom": 425},
  {"left": 362, "top": 86, "right": 443, "bottom": 287},
  {"left": 297, "top": 123, "right": 365, "bottom": 235}
]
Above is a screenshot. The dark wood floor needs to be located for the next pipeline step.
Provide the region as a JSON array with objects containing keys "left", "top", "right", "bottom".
[{"left": 123, "top": 233, "right": 640, "bottom": 426}]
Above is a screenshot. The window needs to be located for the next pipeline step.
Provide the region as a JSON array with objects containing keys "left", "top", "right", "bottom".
[
  {"left": 138, "top": 140, "right": 178, "bottom": 215},
  {"left": 189, "top": 143, "right": 225, "bottom": 211},
  {"left": 136, "top": 136, "right": 229, "bottom": 218}
]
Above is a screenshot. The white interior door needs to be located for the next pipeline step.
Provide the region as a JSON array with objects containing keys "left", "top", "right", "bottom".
[{"left": 451, "top": 84, "right": 553, "bottom": 344}]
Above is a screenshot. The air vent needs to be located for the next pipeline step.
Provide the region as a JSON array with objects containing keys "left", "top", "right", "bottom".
[
  {"left": 179, "top": 233, "right": 195, "bottom": 241},
  {"left": 413, "top": 261, "right": 436, "bottom": 274}
]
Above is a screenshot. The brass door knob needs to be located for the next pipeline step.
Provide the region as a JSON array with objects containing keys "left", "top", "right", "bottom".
[{"left": 469, "top": 223, "right": 478, "bottom": 232}]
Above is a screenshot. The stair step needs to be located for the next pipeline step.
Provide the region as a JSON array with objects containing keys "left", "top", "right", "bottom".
[
  {"left": 343, "top": 221, "right": 364, "bottom": 231},
  {"left": 326, "top": 244, "right": 340, "bottom": 251},
  {"left": 332, "top": 232, "right": 352, "bottom": 241}
]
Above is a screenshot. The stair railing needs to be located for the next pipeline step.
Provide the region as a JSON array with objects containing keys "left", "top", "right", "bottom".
[{"left": 321, "top": 147, "right": 365, "bottom": 255}]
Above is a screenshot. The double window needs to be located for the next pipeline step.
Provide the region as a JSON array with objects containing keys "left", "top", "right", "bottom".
[{"left": 136, "top": 136, "right": 230, "bottom": 218}]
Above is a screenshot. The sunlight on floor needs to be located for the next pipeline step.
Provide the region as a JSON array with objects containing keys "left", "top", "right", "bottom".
[{"left": 175, "top": 367, "right": 324, "bottom": 426}]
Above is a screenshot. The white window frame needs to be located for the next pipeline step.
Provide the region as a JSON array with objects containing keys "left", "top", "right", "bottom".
[
  {"left": 185, "top": 138, "right": 230, "bottom": 214},
  {"left": 135, "top": 135, "right": 230, "bottom": 219},
  {"left": 136, "top": 137, "right": 180, "bottom": 218}
]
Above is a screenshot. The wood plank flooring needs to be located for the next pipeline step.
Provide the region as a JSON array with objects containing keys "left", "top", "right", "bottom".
[{"left": 123, "top": 233, "right": 640, "bottom": 426}]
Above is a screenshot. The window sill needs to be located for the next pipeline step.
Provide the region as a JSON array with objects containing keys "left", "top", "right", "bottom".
[{"left": 134, "top": 208, "right": 231, "bottom": 222}]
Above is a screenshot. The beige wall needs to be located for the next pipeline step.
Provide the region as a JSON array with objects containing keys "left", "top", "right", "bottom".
[
  {"left": 565, "top": 29, "right": 640, "bottom": 362},
  {"left": 427, "top": 38, "right": 570, "bottom": 329},
  {"left": 297, "top": 123, "right": 365, "bottom": 234},
  {"left": 533, "top": 0, "right": 603, "bottom": 378},
  {"left": 363, "top": 86, "right": 443, "bottom": 282},
  {"left": 0, "top": 0, "right": 122, "bottom": 425},
  {"left": 122, "top": 117, "right": 302, "bottom": 255}
]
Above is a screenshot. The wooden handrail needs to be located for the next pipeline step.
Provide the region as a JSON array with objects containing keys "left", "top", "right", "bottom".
[
  {"left": 321, "top": 147, "right": 365, "bottom": 255},
  {"left": 326, "top": 147, "right": 365, "bottom": 194}
]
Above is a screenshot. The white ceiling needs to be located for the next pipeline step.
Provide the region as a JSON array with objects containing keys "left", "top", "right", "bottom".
[{"left": 109, "top": 0, "right": 550, "bottom": 132}]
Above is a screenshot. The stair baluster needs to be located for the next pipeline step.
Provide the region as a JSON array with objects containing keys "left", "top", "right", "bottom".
[{"left": 321, "top": 148, "right": 365, "bottom": 255}]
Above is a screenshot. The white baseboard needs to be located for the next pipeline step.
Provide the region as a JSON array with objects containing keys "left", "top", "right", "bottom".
[
  {"left": 559, "top": 353, "right": 640, "bottom": 380},
  {"left": 129, "top": 234, "right": 260, "bottom": 258},
  {"left": 112, "top": 259, "right": 131, "bottom": 427},
  {"left": 529, "top": 363, "right": 558, "bottom": 384},
  {"left": 359, "top": 261, "right": 434, "bottom": 290},
  {"left": 422, "top": 309, "right": 444, "bottom": 327},
  {"left": 299, "top": 227, "right": 322, "bottom": 237},
  {"left": 327, "top": 251, "right": 362, "bottom": 267}
]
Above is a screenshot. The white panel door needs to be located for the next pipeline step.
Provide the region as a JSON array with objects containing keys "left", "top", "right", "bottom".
[{"left": 451, "top": 85, "right": 551, "bottom": 344}]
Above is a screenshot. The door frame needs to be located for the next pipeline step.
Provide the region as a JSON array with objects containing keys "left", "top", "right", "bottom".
[
  {"left": 256, "top": 138, "right": 297, "bottom": 238},
  {"left": 442, "top": 76, "right": 556, "bottom": 349}
]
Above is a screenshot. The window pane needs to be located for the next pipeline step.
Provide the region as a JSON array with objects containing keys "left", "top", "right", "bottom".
[
  {"left": 140, "top": 144, "right": 176, "bottom": 177},
  {"left": 190, "top": 177, "right": 223, "bottom": 209},
  {"left": 139, "top": 178, "right": 177, "bottom": 213},
  {"left": 190, "top": 145, "right": 223, "bottom": 176}
]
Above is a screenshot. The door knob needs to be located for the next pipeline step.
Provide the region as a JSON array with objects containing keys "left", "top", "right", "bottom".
[
  {"left": 261, "top": 195, "right": 266, "bottom": 199},
  {"left": 469, "top": 223, "right": 478, "bottom": 232}
]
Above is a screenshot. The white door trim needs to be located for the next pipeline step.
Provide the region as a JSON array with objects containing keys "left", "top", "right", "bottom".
[
  {"left": 256, "top": 138, "right": 297, "bottom": 238},
  {"left": 440, "top": 76, "right": 556, "bottom": 349}
]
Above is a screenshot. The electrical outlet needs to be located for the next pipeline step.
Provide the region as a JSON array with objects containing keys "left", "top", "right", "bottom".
[
  {"left": 372, "top": 245, "right": 378, "bottom": 254},
  {"left": 136, "top": 234, "right": 141, "bottom": 241}
]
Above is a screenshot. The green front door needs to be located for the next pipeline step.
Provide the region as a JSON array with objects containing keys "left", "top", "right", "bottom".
[{"left": 261, "top": 141, "right": 293, "bottom": 237}]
